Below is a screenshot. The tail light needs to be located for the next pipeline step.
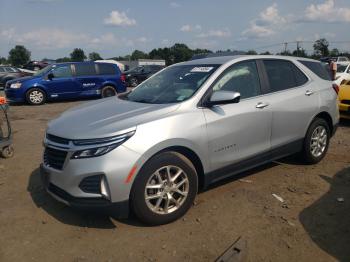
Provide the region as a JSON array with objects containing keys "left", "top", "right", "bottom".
[
  {"left": 332, "top": 83, "right": 339, "bottom": 95},
  {"left": 120, "top": 74, "right": 126, "bottom": 82}
]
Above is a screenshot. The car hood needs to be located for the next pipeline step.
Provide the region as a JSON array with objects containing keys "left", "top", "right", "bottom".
[
  {"left": 47, "top": 97, "right": 180, "bottom": 140},
  {"left": 7, "top": 75, "right": 39, "bottom": 84}
]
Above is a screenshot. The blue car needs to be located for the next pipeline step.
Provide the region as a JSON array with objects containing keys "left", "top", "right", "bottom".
[{"left": 5, "top": 62, "right": 127, "bottom": 105}]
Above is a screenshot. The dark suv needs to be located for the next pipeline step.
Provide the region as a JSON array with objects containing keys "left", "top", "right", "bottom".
[
  {"left": 0, "top": 66, "right": 30, "bottom": 88},
  {"left": 125, "top": 65, "right": 165, "bottom": 87},
  {"left": 5, "top": 62, "right": 126, "bottom": 105}
]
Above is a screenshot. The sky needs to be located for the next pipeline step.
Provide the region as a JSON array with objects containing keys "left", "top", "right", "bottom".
[{"left": 0, "top": 0, "right": 350, "bottom": 60}]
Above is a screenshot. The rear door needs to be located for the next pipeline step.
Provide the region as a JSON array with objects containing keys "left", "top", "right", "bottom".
[
  {"left": 73, "top": 63, "right": 103, "bottom": 96},
  {"left": 43, "top": 64, "right": 79, "bottom": 98},
  {"left": 260, "top": 59, "right": 318, "bottom": 150},
  {"left": 203, "top": 60, "right": 272, "bottom": 172}
]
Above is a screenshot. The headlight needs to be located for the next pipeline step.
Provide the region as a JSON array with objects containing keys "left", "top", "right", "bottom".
[
  {"left": 10, "top": 82, "right": 22, "bottom": 89},
  {"left": 71, "top": 131, "right": 135, "bottom": 159}
]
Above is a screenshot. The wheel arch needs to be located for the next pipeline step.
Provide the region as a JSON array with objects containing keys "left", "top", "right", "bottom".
[
  {"left": 25, "top": 86, "right": 48, "bottom": 101},
  {"left": 134, "top": 145, "right": 206, "bottom": 191},
  {"left": 313, "top": 111, "right": 334, "bottom": 135}
]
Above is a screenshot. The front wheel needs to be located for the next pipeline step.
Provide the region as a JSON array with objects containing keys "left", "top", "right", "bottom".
[
  {"left": 301, "top": 118, "right": 330, "bottom": 164},
  {"left": 26, "top": 88, "right": 46, "bottom": 105},
  {"left": 130, "top": 152, "right": 198, "bottom": 225}
]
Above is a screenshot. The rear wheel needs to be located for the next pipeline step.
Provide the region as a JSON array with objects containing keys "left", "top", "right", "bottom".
[
  {"left": 129, "top": 77, "right": 138, "bottom": 87},
  {"left": 1, "top": 145, "right": 14, "bottom": 158},
  {"left": 26, "top": 88, "right": 46, "bottom": 105},
  {"left": 301, "top": 118, "right": 330, "bottom": 164},
  {"left": 131, "top": 152, "right": 198, "bottom": 225},
  {"left": 101, "top": 86, "right": 117, "bottom": 98}
]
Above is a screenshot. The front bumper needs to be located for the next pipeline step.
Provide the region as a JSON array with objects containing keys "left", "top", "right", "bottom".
[
  {"left": 4, "top": 87, "right": 25, "bottom": 102},
  {"left": 41, "top": 139, "right": 144, "bottom": 217}
]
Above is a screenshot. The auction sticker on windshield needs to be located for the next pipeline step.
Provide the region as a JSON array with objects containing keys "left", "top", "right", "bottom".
[{"left": 190, "top": 67, "right": 214, "bottom": 73}]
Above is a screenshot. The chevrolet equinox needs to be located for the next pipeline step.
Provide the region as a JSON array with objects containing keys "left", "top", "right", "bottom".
[{"left": 41, "top": 55, "right": 339, "bottom": 225}]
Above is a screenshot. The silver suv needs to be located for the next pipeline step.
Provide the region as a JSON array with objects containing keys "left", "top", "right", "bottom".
[{"left": 41, "top": 55, "right": 339, "bottom": 225}]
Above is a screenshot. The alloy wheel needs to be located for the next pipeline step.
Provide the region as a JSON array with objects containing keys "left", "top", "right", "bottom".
[
  {"left": 144, "top": 165, "right": 189, "bottom": 215},
  {"left": 29, "top": 90, "right": 44, "bottom": 104},
  {"left": 310, "top": 126, "right": 328, "bottom": 158}
]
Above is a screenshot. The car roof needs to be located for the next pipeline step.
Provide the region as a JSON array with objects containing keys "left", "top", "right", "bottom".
[{"left": 178, "top": 55, "right": 321, "bottom": 66}]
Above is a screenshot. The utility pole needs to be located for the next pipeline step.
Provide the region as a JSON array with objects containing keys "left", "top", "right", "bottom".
[
  {"left": 283, "top": 42, "right": 288, "bottom": 54},
  {"left": 296, "top": 41, "right": 301, "bottom": 57}
]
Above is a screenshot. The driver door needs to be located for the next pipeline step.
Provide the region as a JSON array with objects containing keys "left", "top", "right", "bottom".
[
  {"left": 203, "top": 60, "right": 272, "bottom": 172},
  {"left": 44, "top": 64, "right": 80, "bottom": 99}
]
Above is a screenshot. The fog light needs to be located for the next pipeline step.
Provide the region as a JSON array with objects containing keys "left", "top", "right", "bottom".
[{"left": 100, "top": 176, "right": 111, "bottom": 200}]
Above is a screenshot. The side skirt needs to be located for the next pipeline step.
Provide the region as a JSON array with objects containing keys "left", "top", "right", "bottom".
[{"left": 204, "top": 139, "right": 303, "bottom": 188}]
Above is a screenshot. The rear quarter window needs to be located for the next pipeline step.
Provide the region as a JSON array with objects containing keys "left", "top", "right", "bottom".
[
  {"left": 98, "top": 63, "right": 118, "bottom": 75},
  {"left": 263, "top": 60, "right": 308, "bottom": 92},
  {"left": 298, "top": 60, "right": 331, "bottom": 80},
  {"left": 75, "top": 63, "right": 96, "bottom": 76}
]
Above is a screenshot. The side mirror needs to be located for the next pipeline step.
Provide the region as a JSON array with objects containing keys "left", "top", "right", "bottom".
[
  {"left": 47, "top": 72, "right": 54, "bottom": 80},
  {"left": 205, "top": 91, "right": 241, "bottom": 107}
]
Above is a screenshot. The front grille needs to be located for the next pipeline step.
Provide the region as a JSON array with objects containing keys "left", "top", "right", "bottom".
[
  {"left": 44, "top": 147, "right": 67, "bottom": 170},
  {"left": 46, "top": 134, "right": 70, "bottom": 145},
  {"left": 79, "top": 175, "right": 102, "bottom": 194},
  {"left": 341, "top": 100, "right": 350, "bottom": 105}
]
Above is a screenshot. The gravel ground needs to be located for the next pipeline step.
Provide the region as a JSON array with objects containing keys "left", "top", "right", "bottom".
[{"left": 0, "top": 95, "right": 349, "bottom": 262}]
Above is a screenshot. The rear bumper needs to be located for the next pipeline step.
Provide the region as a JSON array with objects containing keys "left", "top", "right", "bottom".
[{"left": 40, "top": 164, "right": 129, "bottom": 218}]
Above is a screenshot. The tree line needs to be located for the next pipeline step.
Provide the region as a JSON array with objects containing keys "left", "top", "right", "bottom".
[{"left": 1, "top": 38, "right": 349, "bottom": 67}]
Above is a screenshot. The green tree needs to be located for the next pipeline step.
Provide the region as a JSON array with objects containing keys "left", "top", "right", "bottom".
[
  {"left": 70, "top": 48, "right": 86, "bottom": 62},
  {"left": 56, "top": 57, "right": 71, "bottom": 63},
  {"left": 292, "top": 49, "right": 308, "bottom": 58},
  {"left": 130, "top": 50, "right": 148, "bottom": 60},
  {"left": 313, "top": 38, "right": 329, "bottom": 57},
  {"left": 88, "top": 52, "right": 103, "bottom": 61},
  {"left": 330, "top": 48, "right": 339, "bottom": 57},
  {"left": 0, "top": 57, "right": 7, "bottom": 65},
  {"left": 246, "top": 50, "right": 257, "bottom": 55},
  {"left": 259, "top": 51, "right": 271, "bottom": 55},
  {"left": 8, "top": 45, "right": 31, "bottom": 66}
]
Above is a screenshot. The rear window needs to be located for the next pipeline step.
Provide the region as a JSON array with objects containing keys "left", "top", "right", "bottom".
[
  {"left": 263, "top": 60, "right": 308, "bottom": 92},
  {"left": 97, "top": 63, "right": 117, "bottom": 75},
  {"left": 298, "top": 60, "right": 331, "bottom": 80},
  {"left": 75, "top": 63, "right": 96, "bottom": 76}
]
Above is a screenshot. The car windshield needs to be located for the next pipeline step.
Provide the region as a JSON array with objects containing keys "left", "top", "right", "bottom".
[
  {"left": 33, "top": 65, "right": 53, "bottom": 76},
  {"left": 126, "top": 64, "right": 219, "bottom": 104},
  {"left": 337, "top": 64, "right": 348, "bottom": 73}
]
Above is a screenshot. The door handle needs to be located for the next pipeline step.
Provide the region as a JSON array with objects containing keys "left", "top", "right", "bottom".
[
  {"left": 256, "top": 102, "right": 270, "bottom": 109},
  {"left": 305, "top": 90, "right": 314, "bottom": 96}
]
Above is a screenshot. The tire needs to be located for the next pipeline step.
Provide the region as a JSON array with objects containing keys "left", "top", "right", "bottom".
[
  {"left": 301, "top": 118, "right": 330, "bottom": 164},
  {"left": 130, "top": 151, "right": 198, "bottom": 225},
  {"left": 1, "top": 145, "right": 14, "bottom": 158},
  {"left": 129, "top": 77, "right": 138, "bottom": 87},
  {"left": 101, "top": 86, "right": 117, "bottom": 98},
  {"left": 26, "top": 88, "right": 46, "bottom": 105}
]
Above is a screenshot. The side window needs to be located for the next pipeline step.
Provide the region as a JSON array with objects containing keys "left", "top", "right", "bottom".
[
  {"left": 5, "top": 67, "right": 16, "bottom": 72},
  {"left": 0, "top": 68, "right": 5, "bottom": 72},
  {"left": 211, "top": 60, "right": 261, "bottom": 100},
  {"left": 51, "top": 65, "right": 72, "bottom": 78},
  {"left": 263, "top": 60, "right": 304, "bottom": 92},
  {"left": 98, "top": 63, "right": 117, "bottom": 75},
  {"left": 75, "top": 63, "right": 96, "bottom": 76}
]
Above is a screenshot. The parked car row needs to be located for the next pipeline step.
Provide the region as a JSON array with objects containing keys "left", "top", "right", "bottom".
[
  {"left": 0, "top": 66, "right": 33, "bottom": 88},
  {"left": 40, "top": 55, "right": 339, "bottom": 225}
]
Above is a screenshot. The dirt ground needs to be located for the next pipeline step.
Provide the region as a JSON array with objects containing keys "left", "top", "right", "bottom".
[{"left": 0, "top": 94, "right": 349, "bottom": 262}]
